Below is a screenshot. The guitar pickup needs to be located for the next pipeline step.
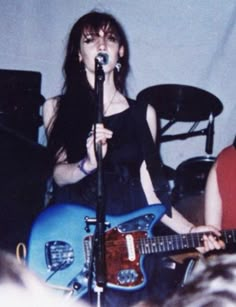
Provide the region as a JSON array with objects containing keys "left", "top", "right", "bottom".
[
  {"left": 117, "top": 269, "right": 139, "bottom": 285},
  {"left": 45, "top": 241, "right": 74, "bottom": 271}
]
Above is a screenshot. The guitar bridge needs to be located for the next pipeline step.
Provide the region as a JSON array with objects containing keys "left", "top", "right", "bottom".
[{"left": 45, "top": 241, "right": 74, "bottom": 271}]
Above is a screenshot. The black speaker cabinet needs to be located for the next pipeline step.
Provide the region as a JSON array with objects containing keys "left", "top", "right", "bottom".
[
  {"left": 0, "top": 69, "right": 50, "bottom": 252},
  {"left": 0, "top": 69, "right": 45, "bottom": 141}
]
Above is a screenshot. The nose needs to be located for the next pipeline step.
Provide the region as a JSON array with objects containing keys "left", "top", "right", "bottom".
[{"left": 98, "top": 36, "right": 107, "bottom": 51}]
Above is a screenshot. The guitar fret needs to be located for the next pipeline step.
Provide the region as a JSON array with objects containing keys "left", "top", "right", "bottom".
[
  {"left": 190, "top": 233, "right": 196, "bottom": 248},
  {"left": 173, "top": 235, "right": 179, "bottom": 250},
  {"left": 223, "top": 230, "right": 236, "bottom": 244},
  {"left": 143, "top": 238, "right": 151, "bottom": 254},
  {"left": 140, "top": 239, "right": 146, "bottom": 254},
  {"left": 191, "top": 234, "right": 198, "bottom": 248},
  {"left": 151, "top": 238, "right": 157, "bottom": 253},
  {"left": 167, "top": 236, "right": 174, "bottom": 251},
  {"left": 149, "top": 238, "right": 153, "bottom": 253},
  {"left": 223, "top": 230, "right": 229, "bottom": 244},
  {"left": 181, "top": 235, "right": 188, "bottom": 249},
  {"left": 158, "top": 237, "right": 165, "bottom": 252},
  {"left": 232, "top": 230, "right": 236, "bottom": 243},
  {"left": 163, "top": 236, "right": 168, "bottom": 251},
  {"left": 146, "top": 239, "right": 151, "bottom": 253},
  {"left": 190, "top": 235, "right": 195, "bottom": 247},
  {"left": 229, "top": 230, "right": 235, "bottom": 244},
  {"left": 197, "top": 234, "right": 203, "bottom": 247}
]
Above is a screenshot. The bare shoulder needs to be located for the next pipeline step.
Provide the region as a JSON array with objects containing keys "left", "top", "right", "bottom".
[
  {"left": 146, "top": 103, "right": 157, "bottom": 123},
  {"left": 43, "top": 96, "right": 59, "bottom": 115},
  {"left": 146, "top": 104, "right": 157, "bottom": 140},
  {"left": 42, "top": 96, "right": 60, "bottom": 135}
]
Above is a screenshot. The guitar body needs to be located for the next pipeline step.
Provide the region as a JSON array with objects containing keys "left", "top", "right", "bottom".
[{"left": 27, "top": 203, "right": 166, "bottom": 298}]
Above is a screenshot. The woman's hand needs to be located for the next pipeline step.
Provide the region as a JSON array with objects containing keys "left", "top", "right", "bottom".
[
  {"left": 191, "top": 225, "right": 225, "bottom": 253},
  {"left": 85, "top": 124, "right": 113, "bottom": 171}
]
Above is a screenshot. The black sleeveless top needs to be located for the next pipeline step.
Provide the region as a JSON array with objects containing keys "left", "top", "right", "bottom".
[{"left": 53, "top": 99, "right": 149, "bottom": 214}]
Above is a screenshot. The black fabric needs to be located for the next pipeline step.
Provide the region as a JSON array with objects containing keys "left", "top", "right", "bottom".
[
  {"left": 53, "top": 100, "right": 148, "bottom": 214},
  {"left": 131, "top": 102, "right": 172, "bottom": 216}
]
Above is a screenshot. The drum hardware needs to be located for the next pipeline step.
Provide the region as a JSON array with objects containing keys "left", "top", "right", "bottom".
[{"left": 137, "top": 84, "right": 223, "bottom": 155}]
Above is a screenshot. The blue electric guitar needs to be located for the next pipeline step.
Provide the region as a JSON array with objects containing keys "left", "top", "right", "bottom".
[{"left": 27, "top": 203, "right": 234, "bottom": 298}]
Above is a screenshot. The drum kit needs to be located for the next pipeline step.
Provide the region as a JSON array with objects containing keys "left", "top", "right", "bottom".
[{"left": 137, "top": 84, "right": 223, "bottom": 225}]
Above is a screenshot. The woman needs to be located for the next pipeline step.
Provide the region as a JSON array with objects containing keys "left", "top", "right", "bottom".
[
  {"left": 205, "top": 136, "right": 236, "bottom": 230},
  {"left": 43, "top": 10, "right": 223, "bottom": 306}
]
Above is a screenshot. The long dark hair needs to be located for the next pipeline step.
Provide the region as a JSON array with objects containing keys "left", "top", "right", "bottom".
[
  {"left": 63, "top": 11, "right": 129, "bottom": 94},
  {"left": 47, "top": 11, "right": 130, "bottom": 164}
]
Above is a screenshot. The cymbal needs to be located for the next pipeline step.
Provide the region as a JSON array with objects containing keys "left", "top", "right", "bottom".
[{"left": 137, "top": 84, "right": 223, "bottom": 121}]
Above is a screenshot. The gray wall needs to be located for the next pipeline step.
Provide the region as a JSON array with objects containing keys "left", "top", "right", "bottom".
[{"left": 0, "top": 0, "right": 235, "bottom": 169}]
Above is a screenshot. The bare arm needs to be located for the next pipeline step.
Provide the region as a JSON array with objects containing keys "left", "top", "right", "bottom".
[{"left": 204, "top": 162, "right": 222, "bottom": 229}]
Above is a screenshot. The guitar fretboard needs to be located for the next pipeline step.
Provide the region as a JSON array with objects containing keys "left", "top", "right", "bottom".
[{"left": 138, "top": 229, "right": 236, "bottom": 255}]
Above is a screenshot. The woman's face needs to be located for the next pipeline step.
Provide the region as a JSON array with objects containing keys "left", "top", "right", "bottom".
[{"left": 78, "top": 26, "right": 124, "bottom": 79}]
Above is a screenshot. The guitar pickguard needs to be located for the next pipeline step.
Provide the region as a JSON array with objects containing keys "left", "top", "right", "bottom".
[{"left": 102, "top": 227, "right": 147, "bottom": 288}]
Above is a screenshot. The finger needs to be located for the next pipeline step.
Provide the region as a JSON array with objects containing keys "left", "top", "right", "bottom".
[
  {"left": 196, "top": 225, "right": 221, "bottom": 237},
  {"left": 207, "top": 225, "right": 221, "bottom": 236},
  {"left": 208, "top": 237, "right": 218, "bottom": 250},
  {"left": 211, "top": 228, "right": 221, "bottom": 237},
  {"left": 204, "top": 235, "right": 222, "bottom": 251},
  {"left": 203, "top": 235, "right": 211, "bottom": 252},
  {"left": 209, "top": 236, "right": 224, "bottom": 250},
  {"left": 94, "top": 134, "right": 112, "bottom": 143},
  {"left": 93, "top": 126, "right": 113, "bottom": 135},
  {"left": 220, "top": 240, "right": 226, "bottom": 249}
]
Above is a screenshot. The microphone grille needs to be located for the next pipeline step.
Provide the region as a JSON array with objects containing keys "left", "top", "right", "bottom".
[{"left": 96, "top": 53, "right": 109, "bottom": 65}]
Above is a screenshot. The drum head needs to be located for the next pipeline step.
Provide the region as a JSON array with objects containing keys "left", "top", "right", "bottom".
[{"left": 173, "top": 156, "right": 215, "bottom": 200}]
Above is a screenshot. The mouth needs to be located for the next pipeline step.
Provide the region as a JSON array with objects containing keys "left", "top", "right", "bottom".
[{"left": 95, "top": 52, "right": 109, "bottom": 65}]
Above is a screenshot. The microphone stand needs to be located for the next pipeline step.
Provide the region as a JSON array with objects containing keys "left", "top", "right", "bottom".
[
  {"left": 205, "top": 112, "right": 214, "bottom": 155},
  {"left": 93, "top": 58, "right": 106, "bottom": 306}
]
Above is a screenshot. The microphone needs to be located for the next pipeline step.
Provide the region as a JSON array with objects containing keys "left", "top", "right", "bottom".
[
  {"left": 205, "top": 113, "right": 214, "bottom": 155},
  {"left": 95, "top": 53, "right": 109, "bottom": 65}
]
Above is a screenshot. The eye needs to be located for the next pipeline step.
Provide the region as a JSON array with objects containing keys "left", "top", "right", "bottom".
[
  {"left": 107, "top": 34, "right": 118, "bottom": 43},
  {"left": 83, "top": 34, "right": 95, "bottom": 44}
]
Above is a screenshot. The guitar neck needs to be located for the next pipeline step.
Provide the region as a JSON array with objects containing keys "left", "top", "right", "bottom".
[{"left": 139, "top": 229, "right": 236, "bottom": 255}]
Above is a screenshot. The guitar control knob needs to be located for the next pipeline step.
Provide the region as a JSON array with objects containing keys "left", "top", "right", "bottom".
[{"left": 73, "top": 282, "right": 81, "bottom": 291}]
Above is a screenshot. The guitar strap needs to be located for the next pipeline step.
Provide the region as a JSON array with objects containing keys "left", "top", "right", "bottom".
[{"left": 131, "top": 102, "right": 172, "bottom": 217}]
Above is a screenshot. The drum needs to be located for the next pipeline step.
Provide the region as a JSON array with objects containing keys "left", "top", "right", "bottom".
[
  {"left": 173, "top": 156, "right": 215, "bottom": 200},
  {"left": 174, "top": 194, "right": 205, "bottom": 225}
]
